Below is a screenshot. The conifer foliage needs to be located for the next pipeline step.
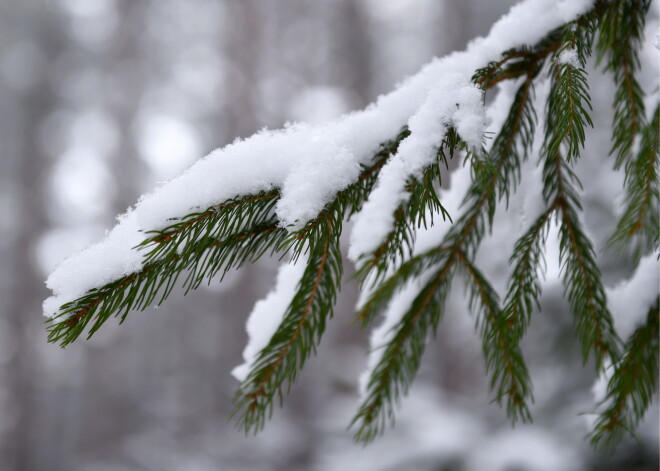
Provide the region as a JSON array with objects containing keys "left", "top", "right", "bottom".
[{"left": 44, "top": 0, "right": 657, "bottom": 449}]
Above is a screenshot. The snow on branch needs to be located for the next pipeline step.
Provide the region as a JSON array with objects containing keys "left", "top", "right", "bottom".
[
  {"left": 44, "top": 0, "right": 596, "bottom": 318},
  {"left": 232, "top": 260, "right": 306, "bottom": 383},
  {"left": 41, "top": 0, "right": 660, "bottom": 452}
]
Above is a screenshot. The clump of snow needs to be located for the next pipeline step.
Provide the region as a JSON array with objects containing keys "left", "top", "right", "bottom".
[
  {"left": 556, "top": 0, "right": 594, "bottom": 22},
  {"left": 348, "top": 76, "right": 485, "bottom": 261},
  {"left": 453, "top": 84, "right": 487, "bottom": 148},
  {"left": 232, "top": 261, "right": 306, "bottom": 382},
  {"left": 556, "top": 48, "right": 581, "bottom": 68},
  {"left": 45, "top": 0, "right": 597, "bottom": 318},
  {"left": 476, "top": 0, "right": 593, "bottom": 55},
  {"left": 276, "top": 129, "right": 360, "bottom": 228},
  {"left": 43, "top": 210, "right": 144, "bottom": 318}
]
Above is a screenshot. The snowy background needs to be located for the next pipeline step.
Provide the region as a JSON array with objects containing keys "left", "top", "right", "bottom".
[{"left": 0, "top": 0, "right": 658, "bottom": 470}]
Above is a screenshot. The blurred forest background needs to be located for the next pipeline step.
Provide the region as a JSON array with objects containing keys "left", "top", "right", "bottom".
[{"left": 0, "top": 1, "right": 657, "bottom": 470}]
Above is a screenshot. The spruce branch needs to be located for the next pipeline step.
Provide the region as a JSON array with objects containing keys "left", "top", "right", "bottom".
[
  {"left": 608, "top": 105, "right": 660, "bottom": 255},
  {"left": 546, "top": 23, "right": 594, "bottom": 162},
  {"left": 589, "top": 297, "right": 659, "bottom": 450},
  {"left": 352, "top": 69, "right": 542, "bottom": 441},
  {"left": 231, "top": 131, "right": 417, "bottom": 432},
  {"left": 473, "top": 47, "right": 534, "bottom": 90},
  {"left": 449, "top": 68, "right": 539, "bottom": 256},
  {"left": 354, "top": 129, "right": 457, "bottom": 285},
  {"left": 499, "top": 17, "right": 600, "bottom": 402},
  {"left": 233, "top": 203, "right": 343, "bottom": 434},
  {"left": 343, "top": 127, "right": 412, "bottom": 217},
  {"left": 139, "top": 191, "right": 280, "bottom": 264},
  {"left": 542, "top": 22, "right": 621, "bottom": 369},
  {"left": 502, "top": 210, "right": 553, "bottom": 342},
  {"left": 543, "top": 150, "right": 621, "bottom": 369},
  {"left": 457, "top": 251, "right": 533, "bottom": 423},
  {"left": 497, "top": 210, "right": 557, "bottom": 418},
  {"left": 353, "top": 3, "right": 650, "bottom": 433},
  {"left": 47, "top": 190, "right": 286, "bottom": 346},
  {"left": 355, "top": 55, "right": 545, "bottom": 289},
  {"left": 46, "top": 127, "right": 406, "bottom": 347},
  {"left": 42, "top": 0, "right": 658, "bottom": 452},
  {"left": 352, "top": 250, "right": 457, "bottom": 443},
  {"left": 596, "top": 0, "right": 651, "bottom": 168},
  {"left": 47, "top": 221, "right": 286, "bottom": 346}
]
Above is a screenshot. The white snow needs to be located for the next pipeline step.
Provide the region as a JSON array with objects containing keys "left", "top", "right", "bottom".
[
  {"left": 45, "top": 0, "right": 597, "bottom": 318},
  {"left": 43, "top": 210, "right": 144, "bottom": 318},
  {"left": 453, "top": 84, "right": 488, "bottom": 148},
  {"left": 606, "top": 254, "right": 659, "bottom": 339},
  {"left": 556, "top": 48, "right": 581, "bottom": 68},
  {"left": 348, "top": 76, "right": 485, "bottom": 261},
  {"left": 231, "top": 260, "right": 306, "bottom": 382},
  {"left": 556, "top": 0, "right": 594, "bottom": 22},
  {"left": 276, "top": 129, "right": 360, "bottom": 228}
]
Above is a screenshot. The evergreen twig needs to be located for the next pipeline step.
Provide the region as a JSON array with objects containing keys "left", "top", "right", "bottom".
[
  {"left": 596, "top": 0, "right": 650, "bottom": 168},
  {"left": 589, "top": 297, "right": 659, "bottom": 450},
  {"left": 608, "top": 105, "right": 660, "bottom": 255}
]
